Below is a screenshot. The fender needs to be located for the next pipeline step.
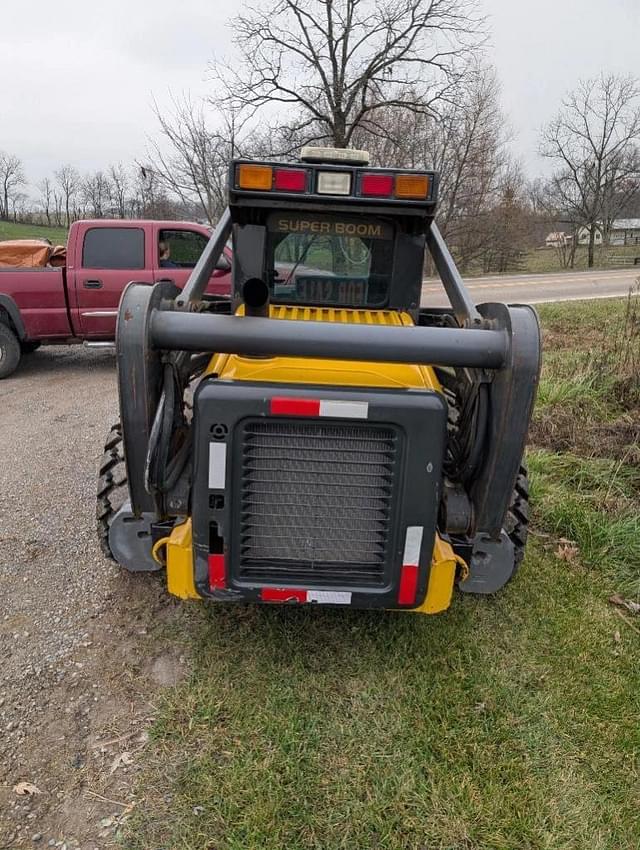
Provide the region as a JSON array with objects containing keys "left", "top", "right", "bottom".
[{"left": 0, "top": 294, "right": 26, "bottom": 340}]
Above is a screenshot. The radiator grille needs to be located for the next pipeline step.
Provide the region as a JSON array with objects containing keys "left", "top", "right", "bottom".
[{"left": 237, "top": 420, "right": 398, "bottom": 586}]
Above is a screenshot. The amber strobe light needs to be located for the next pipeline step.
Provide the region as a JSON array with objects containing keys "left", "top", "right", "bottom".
[{"left": 237, "top": 164, "right": 273, "bottom": 190}]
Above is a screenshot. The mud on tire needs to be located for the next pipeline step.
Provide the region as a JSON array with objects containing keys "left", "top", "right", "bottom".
[{"left": 97, "top": 423, "right": 128, "bottom": 559}]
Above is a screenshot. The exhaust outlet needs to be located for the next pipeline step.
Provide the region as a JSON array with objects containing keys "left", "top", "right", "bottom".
[{"left": 242, "top": 278, "right": 270, "bottom": 318}]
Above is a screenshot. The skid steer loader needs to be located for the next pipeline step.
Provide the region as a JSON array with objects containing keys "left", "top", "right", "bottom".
[{"left": 97, "top": 147, "right": 540, "bottom": 613}]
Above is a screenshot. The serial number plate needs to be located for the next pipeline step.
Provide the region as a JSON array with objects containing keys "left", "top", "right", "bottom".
[{"left": 296, "top": 276, "right": 368, "bottom": 305}]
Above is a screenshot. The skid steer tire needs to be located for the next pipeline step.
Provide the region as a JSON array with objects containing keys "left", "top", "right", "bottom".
[
  {"left": 0, "top": 323, "right": 21, "bottom": 379},
  {"left": 97, "top": 422, "right": 128, "bottom": 559},
  {"left": 504, "top": 462, "right": 530, "bottom": 574}
]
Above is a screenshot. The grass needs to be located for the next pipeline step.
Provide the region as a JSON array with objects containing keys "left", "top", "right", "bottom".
[
  {"left": 119, "top": 295, "right": 640, "bottom": 849},
  {"left": 0, "top": 219, "right": 68, "bottom": 245},
  {"left": 460, "top": 245, "right": 640, "bottom": 277},
  {"left": 120, "top": 550, "right": 640, "bottom": 850}
]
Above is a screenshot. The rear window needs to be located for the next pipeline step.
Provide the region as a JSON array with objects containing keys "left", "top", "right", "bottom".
[
  {"left": 82, "top": 227, "right": 145, "bottom": 269},
  {"left": 265, "top": 212, "right": 394, "bottom": 307}
]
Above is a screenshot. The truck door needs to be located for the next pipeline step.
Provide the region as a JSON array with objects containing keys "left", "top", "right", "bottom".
[
  {"left": 153, "top": 227, "right": 231, "bottom": 296},
  {"left": 73, "top": 225, "right": 152, "bottom": 338}
]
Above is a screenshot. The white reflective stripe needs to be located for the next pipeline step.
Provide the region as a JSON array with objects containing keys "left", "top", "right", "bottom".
[
  {"left": 208, "top": 442, "right": 227, "bottom": 489},
  {"left": 402, "top": 526, "right": 423, "bottom": 566},
  {"left": 307, "top": 590, "right": 352, "bottom": 605},
  {"left": 319, "top": 400, "right": 368, "bottom": 419},
  {"left": 81, "top": 310, "right": 119, "bottom": 317}
]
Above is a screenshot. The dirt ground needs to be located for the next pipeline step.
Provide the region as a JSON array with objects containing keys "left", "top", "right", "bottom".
[{"left": 0, "top": 347, "right": 190, "bottom": 848}]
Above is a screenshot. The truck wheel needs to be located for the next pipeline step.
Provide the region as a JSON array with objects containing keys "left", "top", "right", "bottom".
[
  {"left": 21, "top": 340, "right": 41, "bottom": 354},
  {"left": 97, "top": 422, "right": 128, "bottom": 559},
  {"left": 0, "top": 323, "right": 21, "bottom": 379},
  {"left": 505, "top": 462, "right": 530, "bottom": 572}
]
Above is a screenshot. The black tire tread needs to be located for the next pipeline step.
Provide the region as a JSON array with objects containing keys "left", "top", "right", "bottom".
[
  {"left": 0, "top": 322, "right": 21, "bottom": 379},
  {"left": 96, "top": 422, "right": 129, "bottom": 559},
  {"left": 504, "top": 462, "right": 530, "bottom": 571}
]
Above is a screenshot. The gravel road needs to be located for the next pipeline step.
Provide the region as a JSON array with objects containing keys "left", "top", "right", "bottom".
[{"left": 0, "top": 347, "right": 189, "bottom": 848}]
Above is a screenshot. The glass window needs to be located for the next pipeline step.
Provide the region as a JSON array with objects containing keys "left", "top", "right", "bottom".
[
  {"left": 82, "top": 227, "right": 144, "bottom": 269},
  {"left": 265, "top": 212, "right": 394, "bottom": 307},
  {"left": 158, "top": 229, "right": 209, "bottom": 269}
]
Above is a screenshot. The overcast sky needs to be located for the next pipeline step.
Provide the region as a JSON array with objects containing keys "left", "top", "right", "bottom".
[{"left": 1, "top": 0, "right": 639, "bottom": 194}]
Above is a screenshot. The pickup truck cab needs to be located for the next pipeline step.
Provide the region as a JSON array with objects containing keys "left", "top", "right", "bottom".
[{"left": 0, "top": 219, "right": 231, "bottom": 378}]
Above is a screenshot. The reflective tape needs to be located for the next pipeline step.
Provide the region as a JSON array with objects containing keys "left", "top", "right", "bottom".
[{"left": 208, "top": 442, "right": 227, "bottom": 489}]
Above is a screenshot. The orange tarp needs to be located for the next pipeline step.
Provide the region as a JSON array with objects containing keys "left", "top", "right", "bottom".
[{"left": 0, "top": 239, "right": 53, "bottom": 268}]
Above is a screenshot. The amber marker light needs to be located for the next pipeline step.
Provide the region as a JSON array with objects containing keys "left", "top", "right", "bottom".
[
  {"left": 395, "top": 174, "right": 430, "bottom": 199},
  {"left": 237, "top": 164, "right": 273, "bottom": 190}
]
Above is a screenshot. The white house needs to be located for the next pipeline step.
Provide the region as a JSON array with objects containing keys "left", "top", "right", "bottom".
[
  {"left": 577, "top": 225, "right": 604, "bottom": 246},
  {"left": 577, "top": 219, "right": 640, "bottom": 247}
]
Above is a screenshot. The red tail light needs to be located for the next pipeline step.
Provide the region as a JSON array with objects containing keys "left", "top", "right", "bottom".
[
  {"left": 360, "top": 173, "right": 394, "bottom": 197},
  {"left": 274, "top": 168, "right": 307, "bottom": 192}
]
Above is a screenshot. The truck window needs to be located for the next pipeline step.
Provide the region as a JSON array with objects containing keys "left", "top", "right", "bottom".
[
  {"left": 158, "top": 229, "right": 209, "bottom": 268},
  {"left": 82, "top": 227, "right": 145, "bottom": 270}
]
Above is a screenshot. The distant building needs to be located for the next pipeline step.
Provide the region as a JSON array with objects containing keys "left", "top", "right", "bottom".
[
  {"left": 545, "top": 231, "right": 573, "bottom": 248},
  {"left": 576, "top": 220, "right": 640, "bottom": 247},
  {"left": 577, "top": 224, "right": 604, "bottom": 246},
  {"left": 610, "top": 219, "right": 640, "bottom": 246}
]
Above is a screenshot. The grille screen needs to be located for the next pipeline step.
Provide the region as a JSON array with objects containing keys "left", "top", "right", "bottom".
[{"left": 238, "top": 420, "right": 398, "bottom": 586}]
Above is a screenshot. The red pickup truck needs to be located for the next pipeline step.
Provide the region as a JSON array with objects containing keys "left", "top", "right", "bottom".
[{"left": 0, "top": 219, "right": 231, "bottom": 378}]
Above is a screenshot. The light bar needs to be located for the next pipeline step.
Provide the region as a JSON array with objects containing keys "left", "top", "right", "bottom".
[
  {"left": 300, "top": 146, "right": 370, "bottom": 165},
  {"left": 317, "top": 171, "right": 351, "bottom": 195}
]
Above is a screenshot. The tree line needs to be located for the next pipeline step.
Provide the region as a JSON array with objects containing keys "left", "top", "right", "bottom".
[{"left": 2, "top": 0, "right": 639, "bottom": 270}]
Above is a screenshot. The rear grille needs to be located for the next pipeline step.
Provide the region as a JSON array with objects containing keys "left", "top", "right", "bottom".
[{"left": 237, "top": 420, "right": 398, "bottom": 587}]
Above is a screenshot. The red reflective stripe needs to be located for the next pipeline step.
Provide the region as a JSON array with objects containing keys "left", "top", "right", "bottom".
[
  {"left": 398, "top": 564, "right": 419, "bottom": 605},
  {"left": 270, "top": 397, "right": 321, "bottom": 416},
  {"left": 208, "top": 554, "right": 226, "bottom": 589},
  {"left": 261, "top": 588, "right": 308, "bottom": 603}
]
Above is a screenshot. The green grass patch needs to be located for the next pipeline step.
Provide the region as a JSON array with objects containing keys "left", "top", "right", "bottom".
[
  {"left": 123, "top": 544, "right": 640, "bottom": 850},
  {"left": 0, "top": 219, "right": 68, "bottom": 245},
  {"left": 462, "top": 245, "right": 640, "bottom": 276},
  {"left": 529, "top": 450, "right": 640, "bottom": 597}
]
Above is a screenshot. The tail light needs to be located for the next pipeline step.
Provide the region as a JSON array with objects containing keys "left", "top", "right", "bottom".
[{"left": 360, "top": 173, "right": 394, "bottom": 197}]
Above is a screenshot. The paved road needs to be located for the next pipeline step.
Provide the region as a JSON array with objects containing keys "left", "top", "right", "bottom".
[{"left": 421, "top": 267, "right": 640, "bottom": 306}]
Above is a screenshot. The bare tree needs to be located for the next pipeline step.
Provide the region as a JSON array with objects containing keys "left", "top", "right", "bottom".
[
  {"left": 216, "top": 0, "right": 484, "bottom": 149},
  {"left": 0, "top": 151, "right": 26, "bottom": 221},
  {"left": 354, "top": 68, "right": 515, "bottom": 270},
  {"left": 55, "top": 165, "right": 82, "bottom": 226},
  {"left": 82, "top": 170, "right": 112, "bottom": 218},
  {"left": 37, "top": 177, "right": 53, "bottom": 226},
  {"left": 540, "top": 73, "right": 640, "bottom": 268},
  {"left": 148, "top": 96, "right": 250, "bottom": 223},
  {"left": 109, "top": 163, "right": 130, "bottom": 218}
]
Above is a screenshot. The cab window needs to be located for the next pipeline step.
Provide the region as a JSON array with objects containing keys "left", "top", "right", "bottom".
[
  {"left": 265, "top": 212, "right": 394, "bottom": 307},
  {"left": 158, "top": 229, "right": 209, "bottom": 268}
]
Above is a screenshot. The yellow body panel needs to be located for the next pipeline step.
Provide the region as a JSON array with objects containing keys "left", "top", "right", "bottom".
[
  {"left": 167, "top": 305, "right": 464, "bottom": 612},
  {"left": 206, "top": 306, "right": 442, "bottom": 392},
  {"left": 166, "top": 520, "right": 200, "bottom": 600}
]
